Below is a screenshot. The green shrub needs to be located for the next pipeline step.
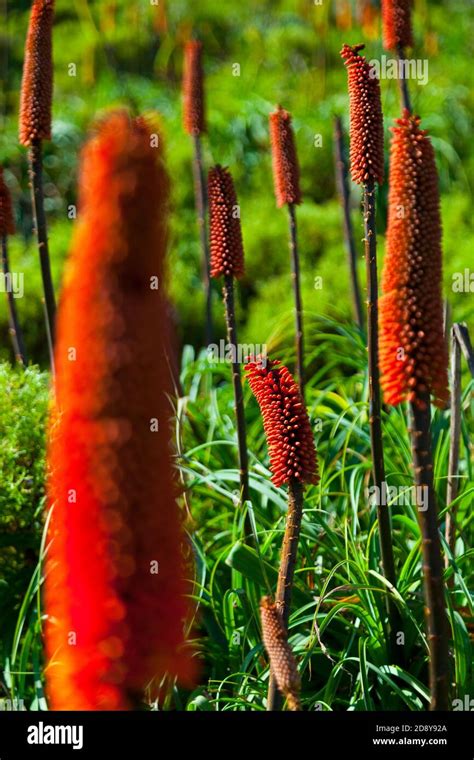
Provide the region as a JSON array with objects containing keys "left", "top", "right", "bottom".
[{"left": 0, "top": 364, "right": 48, "bottom": 638}]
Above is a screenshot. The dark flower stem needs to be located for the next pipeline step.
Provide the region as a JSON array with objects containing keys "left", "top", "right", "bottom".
[
  {"left": 29, "top": 138, "right": 55, "bottom": 372},
  {"left": 192, "top": 133, "right": 212, "bottom": 346},
  {"left": 454, "top": 322, "right": 474, "bottom": 378},
  {"left": 276, "top": 479, "right": 303, "bottom": 626},
  {"left": 1, "top": 234, "right": 27, "bottom": 366},
  {"left": 445, "top": 326, "right": 462, "bottom": 573},
  {"left": 333, "top": 116, "right": 364, "bottom": 331},
  {"left": 363, "top": 180, "right": 399, "bottom": 659},
  {"left": 409, "top": 393, "right": 451, "bottom": 710},
  {"left": 267, "top": 478, "right": 303, "bottom": 711},
  {"left": 396, "top": 44, "right": 412, "bottom": 113},
  {"left": 223, "top": 274, "right": 249, "bottom": 506},
  {"left": 288, "top": 203, "right": 304, "bottom": 394},
  {"left": 446, "top": 322, "right": 474, "bottom": 576}
]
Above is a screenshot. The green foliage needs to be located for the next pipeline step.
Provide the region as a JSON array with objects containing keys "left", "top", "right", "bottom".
[
  {"left": 0, "top": 363, "right": 48, "bottom": 697},
  {"left": 0, "top": 222, "right": 70, "bottom": 365},
  {"left": 176, "top": 320, "right": 473, "bottom": 710},
  {"left": 0, "top": 0, "right": 472, "bottom": 713},
  {"left": 0, "top": 364, "right": 49, "bottom": 532},
  {"left": 0, "top": 0, "right": 472, "bottom": 363}
]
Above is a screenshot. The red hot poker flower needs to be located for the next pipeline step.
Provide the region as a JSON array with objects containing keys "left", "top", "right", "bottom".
[
  {"left": 46, "top": 111, "right": 194, "bottom": 710},
  {"left": 340, "top": 44, "right": 384, "bottom": 186},
  {"left": 379, "top": 110, "right": 448, "bottom": 410},
  {"left": 245, "top": 358, "right": 318, "bottom": 488},
  {"left": 0, "top": 169, "right": 15, "bottom": 236},
  {"left": 19, "top": 0, "right": 54, "bottom": 146},
  {"left": 269, "top": 106, "right": 301, "bottom": 208},
  {"left": 208, "top": 165, "right": 245, "bottom": 279},
  {"left": 382, "top": 0, "right": 414, "bottom": 51},
  {"left": 182, "top": 40, "right": 206, "bottom": 136}
]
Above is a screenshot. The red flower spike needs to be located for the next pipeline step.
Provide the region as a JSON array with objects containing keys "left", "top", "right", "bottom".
[
  {"left": 182, "top": 40, "right": 206, "bottom": 136},
  {"left": 340, "top": 43, "right": 384, "bottom": 186},
  {"left": 269, "top": 106, "right": 302, "bottom": 208},
  {"left": 46, "top": 111, "right": 194, "bottom": 710},
  {"left": 0, "top": 169, "right": 15, "bottom": 236},
  {"left": 208, "top": 165, "right": 245, "bottom": 279},
  {"left": 245, "top": 358, "right": 318, "bottom": 488},
  {"left": 382, "top": 0, "right": 414, "bottom": 51},
  {"left": 379, "top": 110, "right": 448, "bottom": 410},
  {"left": 19, "top": 0, "right": 54, "bottom": 147}
]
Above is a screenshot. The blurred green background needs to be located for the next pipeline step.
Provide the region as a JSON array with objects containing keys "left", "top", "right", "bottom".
[{"left": 0, "top": 0, "right": 472, "bottom": 362}]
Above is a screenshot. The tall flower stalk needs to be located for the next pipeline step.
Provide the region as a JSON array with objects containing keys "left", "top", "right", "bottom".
[
  {"left": 19, "top": 0, "right": 56, "bottom": 369},
  {"left": 445, "top": 323, "right": 474, "bottom": 573},
  {"left": 45, "top": 111, "right": 194, "bottom": 710},
  {"left": 182, "top": 39, "right": 212, "bottom": 345},
  {"left": 341, "top": 43, "right": 399, "bottom": 659},
  {"left": 445, "top": 325, "right": 461, "bottom": 574},
  {"left": 0, "top": 169, "right": 27, "bottom": 365},
  {"left": 381, "top": 0, "right": 413, "bottom": 112},
  {"left": 269, "top": 106, "right": 305, "bottom": 393},
  {"left": 246, "top": 358, "right": 318, "bottom": 710},
  {"left": 333, "top": 115, "right": 364, "bottom": 331},
  {"left": 208, "top": 165, "right": 249, "bottom": 508},
  {"left": 453, "top": 323, "right": 474, "bottom": 378},
  {"left": 379, "top": 111, "right": 450, "bottom": 710}
]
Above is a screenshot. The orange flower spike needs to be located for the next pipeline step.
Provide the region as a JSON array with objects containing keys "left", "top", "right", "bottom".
[
  {"left": 19, "top": 0, "right": 54, "bottom": 146},
  {"left": 208, "top": 165, "right": 244, "bottom": 279},
  {"left": 245, "top": 358, "right": 318, "bottom": 488},
  {"left": 269, "top": 106, "right": 301, "bottom": 208},
  {"left": 379, "top": 110, "right": 448, "bottom": 411},
  {"left": 340, "top": 43, "right": 384, "bottom": 186},
  {"left": 0, "top": 169, "right": 15, "bottom": 237},
  {"left": 182, "top": 40, "right": 206, "bottom": 136},
  {"left": 46, "top": 111, "right": 194, "bottom": 710},
  {"left": 382, "top": 0, "right": 414, "bottom": 51}
]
